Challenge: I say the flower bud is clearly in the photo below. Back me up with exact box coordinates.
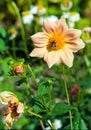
[13,64,24,75]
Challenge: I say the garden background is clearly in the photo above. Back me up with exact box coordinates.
[0,0,91,130]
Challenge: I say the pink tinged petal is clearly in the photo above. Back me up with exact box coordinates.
[59,49,74,67]
[44,51,60,68]
[31,32,49,47]
[17,103,24,113]
[66,39,85,52]
[42,19,57,33]
[56,18,68,33]
[63,29,82,42]
[30,47,47,58]
[4,113,13,129]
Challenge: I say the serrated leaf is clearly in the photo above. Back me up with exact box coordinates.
[38,79,53,97]
[73,112,88,130]
[0,38,7,51]
[31,98,45,113]
[33,104,45,113]
[49,103,76,116]
[0,26,6,38]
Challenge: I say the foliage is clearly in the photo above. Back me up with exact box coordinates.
[0,0,91,129]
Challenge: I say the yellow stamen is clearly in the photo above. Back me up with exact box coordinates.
[22,11,31,16]
[8,29,17,35]
[70,12,77,16]
[37,2,44,10]
[63,0,70,5]
[47,32,65,51]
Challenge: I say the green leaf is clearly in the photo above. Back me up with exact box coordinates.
[31,97,45,113]
[15,78,27,86]
[73,112,88,130]
[0,26,6,38]
[0,38,7,52]
[38,79,53,97]
[49,102,76,116]
[14,115,29,128]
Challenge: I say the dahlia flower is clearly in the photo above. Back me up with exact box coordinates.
[30,18,85,68]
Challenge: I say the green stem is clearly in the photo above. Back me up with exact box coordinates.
[29,111,45,130]
[28,110,43,119]
[62,66,73,130]
[41,97,56,130]
[28,64,39,87]
[11,1,29,58]
[22,72,32,97]
[41,96,48,112]
[40,120,45,130]
[12,39,16,59]
[51,121,56,130]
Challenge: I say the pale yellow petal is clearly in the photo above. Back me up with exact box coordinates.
[4,114,13,129]
[31,32,49,47]
[30,47,47,58]
[59,49,74,67]
[0,91,17,105]
[42,19,57,33]
[44,51,60,68]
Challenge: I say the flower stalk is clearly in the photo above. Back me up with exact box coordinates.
[62,66,73,130]
[28,64,39,87]
[10,1,29,59]
[27,110,43,119]
[12,39,16,59]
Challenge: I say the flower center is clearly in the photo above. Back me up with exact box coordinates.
[70,12,77,16]
[22,11,31,16]
[8,29,17,35]
[47,32,65,51]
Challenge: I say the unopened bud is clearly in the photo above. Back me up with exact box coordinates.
[13,64,24,75]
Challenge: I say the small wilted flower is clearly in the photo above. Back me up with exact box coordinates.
[69,12,80,22]
[0,91,24,129]
[37,3,46,16]
[40,15,58,25]
[30,5,38,15]
[62,11,80,27]
[8,28,17,40]
[22,10,34,24]
[13,64,24,75]
[69,12,80,28]
[30,18,85,68]
[82,27,91,43]
[61,0,73,11]
[46,15,58,22]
